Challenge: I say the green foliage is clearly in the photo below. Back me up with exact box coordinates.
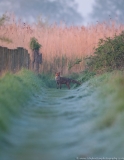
[38,73,56,88]
[29,37,41,50]
[0,14,12,43]
[0,69,42,133]
[0,14,9,26]
[93,71,124,129]
[79,70,96,82]
[68,58,82,70]
[86,31,124,73]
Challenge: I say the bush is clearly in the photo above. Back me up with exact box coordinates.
[29,37,41,50]
[86,31,124,73]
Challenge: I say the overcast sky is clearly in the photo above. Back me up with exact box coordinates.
[76,0,95,25]
[0,0,95,25]
[0,0,123,26]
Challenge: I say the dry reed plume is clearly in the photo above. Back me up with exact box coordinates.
[0,15,124,74]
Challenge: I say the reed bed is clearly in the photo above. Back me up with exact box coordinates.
[0,16,124,74]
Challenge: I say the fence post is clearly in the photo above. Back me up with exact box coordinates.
[31,50,42,74]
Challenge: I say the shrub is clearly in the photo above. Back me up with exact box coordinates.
[29,37,41,50]
[68,58,82,70]
[86,31,124,73]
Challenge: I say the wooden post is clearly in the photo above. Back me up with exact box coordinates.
[31,50,42,74]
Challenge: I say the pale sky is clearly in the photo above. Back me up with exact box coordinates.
[76,0,94,16]
[0,0,123,25]
[76,0,95,25]
[0,0,96,25]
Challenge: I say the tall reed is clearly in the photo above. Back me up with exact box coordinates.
[0,15,124,74]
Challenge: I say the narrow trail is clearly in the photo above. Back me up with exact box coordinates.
[0,84,123,160]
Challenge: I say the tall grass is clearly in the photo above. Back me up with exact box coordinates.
[88,71,124,129]
[0,14,124,74]
[0,69,42,133]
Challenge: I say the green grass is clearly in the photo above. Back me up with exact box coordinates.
[1,68,124,134]
[38,73,56,88]
[87,71,124,129]
[0,69,42,132]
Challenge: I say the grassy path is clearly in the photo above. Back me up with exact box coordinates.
[0,71,124,160]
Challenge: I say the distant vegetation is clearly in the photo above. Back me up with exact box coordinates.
[0,12,124,77]
[85,31,124,74]
[0,13,124,74]
[0,14,9,26]
[0,14,12,43]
